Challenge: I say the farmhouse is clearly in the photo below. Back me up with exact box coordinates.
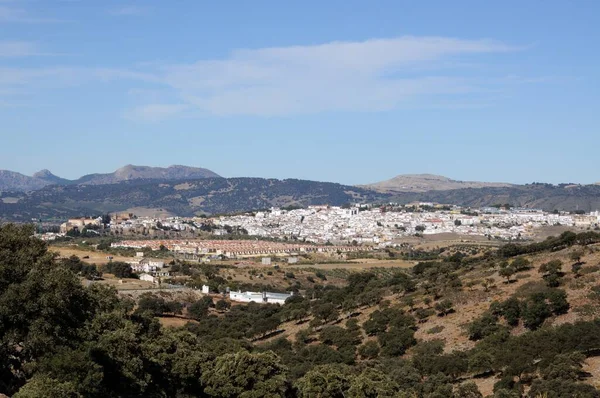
[229,290,293,305]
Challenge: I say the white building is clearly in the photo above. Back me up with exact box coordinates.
[139,273,159,284]
[229,290,293,305]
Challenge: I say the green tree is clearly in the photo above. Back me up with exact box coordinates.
[540,352,586,381]
[188,297,214,320]
[295,364,351,398]
[357,341,380,360]
[499,266,515,283]
[570,249,584,264]
[347,368,398,398]
[215,299,231,312]
[434,299,454,316]
[378,328,416,357]
[201,351,288,398]
[13,375,79,398]
[454,381,483,398]
[511,257,531,272]
[539,260,563,276]
[468,351,494,376]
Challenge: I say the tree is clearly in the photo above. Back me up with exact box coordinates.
[539,260,564,287]
[539,260,563,276]
[201,351,288,398]
[13,376,79,398]
[188,297,214,320]
[547,289,570,315]
[312,303,339,324]
[358,341,380,360]
[0,226,98,394]
[215,299,231,312]
[540,352,586,381]
[103,261,134,278]
[522,295,552,330]
[468,312,501,341]
[295,364,351,398]
[454,381,483,398]
[378,327,416,357]
[570,249,584,264]
[481,278,495,292]
[499,266,515,283]
[434,299,454,316]
[137,294,169,316]
[347,368,398,398]
[572,262,583,278]
[468,351,494,376]
[511,257,531,272]
[319,326,360,349]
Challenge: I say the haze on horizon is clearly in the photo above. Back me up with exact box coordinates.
[0,0,598,186]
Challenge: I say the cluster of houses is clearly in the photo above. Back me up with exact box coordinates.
[211,205,600,245]
[126,252,169,284]
[112,239,359,258]
[39,204,600,249]
[59,217,103,234]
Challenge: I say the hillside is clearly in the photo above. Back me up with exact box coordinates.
[4,224,600,397]
[0,170,50,192]
[389,183,600,212]
[3,177,600,222]
[0,177,388,221]
[32,169,74,186]
[365,173,514,193]
[73,164,221,185]
[0,164,220,192]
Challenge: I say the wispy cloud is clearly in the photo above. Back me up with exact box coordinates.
[0,36,534,120]
[0,67,157,87]
[109,6,150,16]
[125,103,189,122]
[0,6,63,23]
[139,36,518,118]
[0,41,39,57]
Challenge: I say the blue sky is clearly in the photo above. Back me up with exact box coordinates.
[0,0,598,185]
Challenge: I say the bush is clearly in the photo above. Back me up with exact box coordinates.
[357,341,380,359]
[188,296,214,320]
[215,299,231,312]
[427,326,444,334]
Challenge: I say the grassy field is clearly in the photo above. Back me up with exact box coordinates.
[52,246,170,265]
[292,259,416,270]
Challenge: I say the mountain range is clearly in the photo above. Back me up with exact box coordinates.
[0,165,220,191]
[0,165,599,221]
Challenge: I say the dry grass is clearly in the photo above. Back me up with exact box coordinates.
[158,316,196,328]
[52,247,134,265]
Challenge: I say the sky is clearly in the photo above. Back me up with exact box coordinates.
[0,0,599,185]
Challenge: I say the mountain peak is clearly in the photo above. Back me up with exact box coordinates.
[33,169,56,179]
[363,174,513,193]
[77,164,221,185]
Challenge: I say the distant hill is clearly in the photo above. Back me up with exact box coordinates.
[388,183,600,212]
[73,165,221,185]
[0,170,49,192]
[0,165,221,192]
[364,174,513,193]
[2,168,600,221]
[32,169,72,186]
[0,177,387,221]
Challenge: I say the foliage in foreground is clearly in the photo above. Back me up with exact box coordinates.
[1,224,600,397]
